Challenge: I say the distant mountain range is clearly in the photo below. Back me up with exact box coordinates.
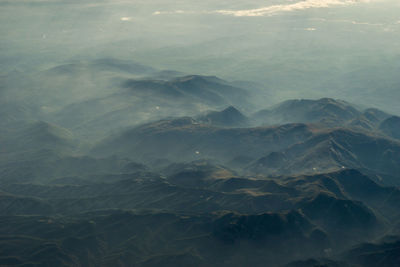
[1,59,400,266]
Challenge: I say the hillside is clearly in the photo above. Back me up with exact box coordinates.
[1,61,400,267]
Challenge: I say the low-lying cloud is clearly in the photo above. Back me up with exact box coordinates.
[216,0,374,17]
[152,0,376,18]
[120,17,133,21]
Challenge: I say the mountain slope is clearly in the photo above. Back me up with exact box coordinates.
[53,74,252,139]
[197,106,250,127]
[91,118,314,164]
[0,121,76,159]
[253,98,362,126]
[380,116,400,140]
[249,128,400,185]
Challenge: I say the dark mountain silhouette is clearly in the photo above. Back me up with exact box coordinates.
[363,108,391,125]
[380,116,400,139]
[300,193,380,244]
[0,210,331,267]
[249,128,400,185]
[123,75,250,108]
[1,167,399,266]
[197,106,250,127]
[342,238,400,267]
[0,192,54,215]
[253,98,362,126]
[285,259,351,267]
[147,70,186,80]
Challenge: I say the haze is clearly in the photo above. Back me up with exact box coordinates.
[2,0,400,112]
[1,1,400,267]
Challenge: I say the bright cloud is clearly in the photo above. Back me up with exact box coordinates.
[153,10,195,15]
[120,17,133,21]
[215,0,373,17]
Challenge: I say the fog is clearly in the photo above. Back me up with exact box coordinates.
[1,2,400,266]
[2,0,400,114]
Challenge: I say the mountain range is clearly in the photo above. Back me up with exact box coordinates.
[1,59,400,266]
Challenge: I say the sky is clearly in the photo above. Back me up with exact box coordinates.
[1,0,400,113]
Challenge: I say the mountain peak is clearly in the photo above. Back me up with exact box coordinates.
[254,97,361,126]
[199,106,249,127]
[221,105,240,114]
[174,75,224,84]
[379,116,400,139]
